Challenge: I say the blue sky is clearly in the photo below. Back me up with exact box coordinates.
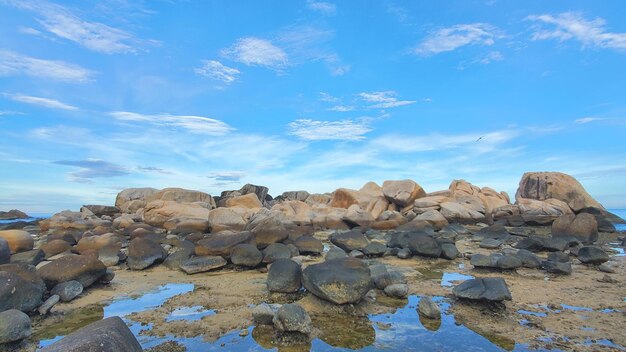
[1,0,625,213]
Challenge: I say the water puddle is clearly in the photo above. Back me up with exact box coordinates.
[518,310,547,317]
[582,338,626,351]
[165,306,216,322]
[608,243,625,257]
[560,304,592,312]
[441,272,474,287]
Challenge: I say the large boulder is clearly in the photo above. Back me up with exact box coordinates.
[147,187,215,205]
[516,198,573,225]
[40,316,142,352]
[330,230,369,252]
[208,208,247,233]
[516,172,603,212]
[452,278,512,301]
[225,193,263,209]
[408,235,442,258]
[577,246,609,264]
[115,187,159,213]
[0,309,31,344]
[0,230,33,254]
[195,231,254,257]
[0,271,44,312]
[0,238,9,264]
[293,236,323,255]
[246,214,288,248]
[415,210,449,229]
[127,238,167,270]
[439,202,485,223]
[271,201,314,225]
[302,258,372,304]
[230,244,263,267]
[267,259,302,293]
[143,200,211,228]
[81,205,120,217]
[382,179,426,207]
[219,184,269,207]
[36,255,107,289]
[163,217,210,234]
[552,213,598,243]
[0,209,29,221]
[40,240,73,259]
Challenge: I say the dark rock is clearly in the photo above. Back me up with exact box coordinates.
[262,243,292,264]
[470,254,499,268]
[272,304,312,335]
[294,236,323,255]
[552,213,598,244]
[515,237,544,252]
[452,277,512,301]
[231,244,263,267]
[330,230,369,252]
[387,230,433,249]
[542,237,568,252]
[51,280,83,302]
[418,296,440,319]
[99,269,115,284]
[475,224,510,241]
[384,284,408,298]
[286,244,300,257]
[81,205,120,217]
[0,210,29,221]
[577,246,609,264]
[362,242,387,257]
[496,255,523,270]
[349,250,365,258]
[267,259,302,293]
[40,316,142,352]
[0,309,31,344]
[247,216,288,249]
[38,295,60,315]
[373,271,406,290]
[195,232,254,257]
[0,263,46,292]
[180,256,227,274]
[543,260,572,274]
[396,248,411,259]
[0,271,43,312]
[40,240,72,259]
[127,237,167,270]
[515,249,542,268]
[479,238,502,249]
[408,235,441,258]
[36,255,106,289]
[0,238,9,264]
[10,249,44,266]
[302,258,372,304]
[163,248,193,270]
[252,303,280,325]
[440,243,459,260]
[547,252,570,263]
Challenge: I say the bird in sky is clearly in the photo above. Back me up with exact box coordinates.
[476,135,485,142]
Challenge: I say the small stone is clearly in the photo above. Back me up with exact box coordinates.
[51,280,83,302]
[440,243,459,260]
[252,303,280,325]
[547,252,570,263]
[384,284,408,298]
[418,296,440,319]
[99,269,115,284]
[239,329,249,337]
[598,263,616,273]
[597,274,618,283]
[543,260,572,275]
[374,271,406,290]
[272,304,312,335]
[349,250,365,258]
[396,248,411,259]
[38,295,60,315]
[180,256,227,274]
[0,309,32,344]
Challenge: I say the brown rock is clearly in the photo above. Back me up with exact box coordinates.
[0,230,34,254]
[195,232,254,257]
[382,180,426,207]
[225,193,263,209]
[552,213,598,243]
[40,240,72,259]
[36,255,106,289]
[515,172,603,212]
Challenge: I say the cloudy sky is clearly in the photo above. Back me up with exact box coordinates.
[1,0,625,213]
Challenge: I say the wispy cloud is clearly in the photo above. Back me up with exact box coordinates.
[109,111,234,135]
[194,60,241,84]
[221,37,288,70]
[358,91,416,109]
[0,111,25,116]
[371,130,520,153]
[137,166,173,174]
[328,105,356,112]
[5,0,158,54]
[306,1,336,15]
[207,171,245,182]
[0,50,95,83]
[3,93,78,110]
[319,92,339,103]
[527,12,626,51]
[288,119,372,141]
[53,159,130,183]
[575,116,606,124]
[415,23,499,55]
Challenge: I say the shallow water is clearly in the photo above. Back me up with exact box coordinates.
[33,283,563,351]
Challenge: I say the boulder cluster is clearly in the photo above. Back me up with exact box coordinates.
[0,171,621,347]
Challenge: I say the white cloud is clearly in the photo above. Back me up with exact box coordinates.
[0,50,95,83]
[109,111,234,135]
[358,91,416,109]
[330,64,350,76]
[19,26,42,35]
[307,1,336,15]
[53,159,130,183]
[479,51,504,64]
[288,119,372,141]
[5,0,158,54]
[194,60,241,84]
[527,12,626,51]
[4,93,78,110]
[415,23,498,55]
[319,92,339,103]
[328,105,355,112]
[575,117,605,124]
[221,37,288,69]
[0,111,24,116]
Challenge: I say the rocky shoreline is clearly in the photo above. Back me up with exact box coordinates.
[0,171,624,351]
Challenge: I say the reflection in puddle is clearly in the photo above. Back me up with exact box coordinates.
[560,304,592,312]
[518,310,547,317]
[166,306,216,322]
[441,272,474,287]
[608,244,625,257]
[583,338,626,351]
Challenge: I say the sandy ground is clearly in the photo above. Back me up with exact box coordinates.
[8,230,626,352]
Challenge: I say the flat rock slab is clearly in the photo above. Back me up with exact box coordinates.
[180,256,227,274]
[452,277,512,302]
[302,257,372,305]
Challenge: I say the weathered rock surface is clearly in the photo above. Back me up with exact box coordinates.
[0,271,44,312]
[302,258,372,304]
[293,236,323,255]
[81,205,119,217]
[51,280,83,302]
[382,179,426,207]
[195,232,254,257]
[516,172,603,212]
[577,246,609,264]
[230,244,263,267]
[0,238,9,264]
[267,259,302,293]
[0,210,29,220]
[40,316,142,352]
[127,237,167,270]
[36,255,106,289]
[143,200,211,228]
[452,278,512,301]
[408,235,441,258]
[10,249,44,266]
[330,230,369,252]
[552,213,598,243]
[225,193,263,209]
[272,304,312,335]
[0,230,33,254]
[0,309,31,344]
[180,256,227,274]
[418,296,441,319]
[262,243,292,264]
[208,208,247,233]
[40,240,72,259]
[252,303,280,325]
[246,215,288,248]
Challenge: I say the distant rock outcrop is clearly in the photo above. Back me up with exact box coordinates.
[0,209,29,221]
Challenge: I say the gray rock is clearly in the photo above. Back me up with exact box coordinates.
[302,258,372,304]
[99,269,115,284]
[396,248,411,259]
[51,280,83,302]
[418,296,441,319]
[374,271,406,290]
[369,264,388,279]
[598,263,616,273]
[408,235,441,258]
[515,249,542,268]
[40,316,142,352]
[479,238,502,249]
[475,224,510,241]
[363,242,387,257]
[384,284,408,298]
[577,246,609,264]
[252,303,280,325]
[262,243,292,264]
[470,254,499,268]
[0,309,31,344]
[163,248,193,270]
[0,238,9,264]
[440,243,459,260]
[542,237,568,252]
[495,255,523,270]
[230,244,263,267]
[267,259,302,293]
[38,295,60,315]
[272,304,312,335]
[325,246,348,261]
[452,277,512,301]
[349,250,365,258]
[180,256,227,274]
[543,260,572,274]
[330,230,369,252]
[10,249,45,266]
[0,271,44,312]
[127,237,167,270]
[286,244,300,257]
[514,237,544,252]
[547,252,570,263]
[293,236,323,255]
